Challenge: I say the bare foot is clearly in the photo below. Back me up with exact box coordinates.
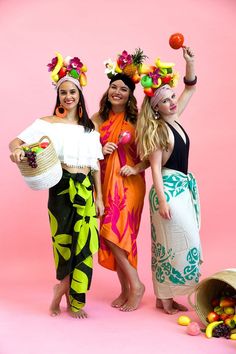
[49,284,63,317]
[156,298,188,312]
[120,283,145,312]
[68,308,88,319]
[111,291,129,308]
[156,298,179,315]
[173,301,188,311]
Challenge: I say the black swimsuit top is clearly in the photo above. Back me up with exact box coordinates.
[163,121,190,175]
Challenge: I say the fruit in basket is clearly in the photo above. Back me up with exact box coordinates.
[230,333,236,340]
[224,306,235,315]
[220,297,236,307]
[213,306,224,315]
[212,323,231,338]
[25,151,37,168]
[220,313,230,321]
[211,298,220,307]
[186,322,201,336]
[207,311,220,323]
[177,315,191,326]
[39,142,49,149]
[225,317,236,329]
[205,320,223,338]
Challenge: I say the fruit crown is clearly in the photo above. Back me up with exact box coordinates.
[140,58,179,97]
[103,48,147,85]
[47,52,87,88]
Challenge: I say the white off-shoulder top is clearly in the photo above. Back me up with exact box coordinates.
[17,119,103,170]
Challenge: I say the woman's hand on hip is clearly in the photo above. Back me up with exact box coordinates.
[102,142,118,155]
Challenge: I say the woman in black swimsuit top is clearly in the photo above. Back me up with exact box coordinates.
[137,46,202,316]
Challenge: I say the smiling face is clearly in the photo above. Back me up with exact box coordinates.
[108,79,130,109]
[58,81,80,111]
[155,89,178,116]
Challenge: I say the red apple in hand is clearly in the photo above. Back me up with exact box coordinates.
[207,311,220,323]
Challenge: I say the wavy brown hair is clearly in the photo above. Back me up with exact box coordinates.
[136,96,169,160]
[98,88,138,125]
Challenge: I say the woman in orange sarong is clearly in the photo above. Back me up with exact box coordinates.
[92,73,148,311]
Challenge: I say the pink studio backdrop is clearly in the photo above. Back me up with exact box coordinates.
[0,0,236,309]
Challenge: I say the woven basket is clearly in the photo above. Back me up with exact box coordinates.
[17,136,62,190]
[188,269,236,326]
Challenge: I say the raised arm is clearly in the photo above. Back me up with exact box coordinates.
[177,47,197,116]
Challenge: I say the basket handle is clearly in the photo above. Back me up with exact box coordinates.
[38,136,52,144]
[187,287,197,309]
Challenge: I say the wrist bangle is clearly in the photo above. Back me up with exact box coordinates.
[183,75,197,86]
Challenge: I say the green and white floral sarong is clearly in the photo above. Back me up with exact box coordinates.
[48,169,99,312]
[149,168,202,299]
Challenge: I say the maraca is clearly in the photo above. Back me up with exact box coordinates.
[169,33,185,49]
[118,131,131,145]
[118,131,131,167]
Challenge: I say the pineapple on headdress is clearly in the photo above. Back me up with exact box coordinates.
[104,48,148,84]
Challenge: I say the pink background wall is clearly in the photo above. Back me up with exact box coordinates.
[1,0,236,290]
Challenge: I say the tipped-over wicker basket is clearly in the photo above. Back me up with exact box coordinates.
[17,136,62,190]
[188,269,236,326]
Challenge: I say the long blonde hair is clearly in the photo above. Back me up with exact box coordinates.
[136,96,169,160]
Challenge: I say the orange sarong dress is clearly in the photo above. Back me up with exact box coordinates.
[99,111,146,271]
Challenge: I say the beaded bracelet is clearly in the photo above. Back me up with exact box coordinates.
[183,75,197,86]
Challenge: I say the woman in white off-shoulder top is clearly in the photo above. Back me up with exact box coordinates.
[9,53,104,319]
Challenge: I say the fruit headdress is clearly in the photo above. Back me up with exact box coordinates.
[140,58,179,97]
[47,52,87,89]
[104,48,148,88]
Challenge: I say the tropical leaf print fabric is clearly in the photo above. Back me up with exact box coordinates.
[48,170,99,311]
[99,111,146,270]
[150,168,202,299]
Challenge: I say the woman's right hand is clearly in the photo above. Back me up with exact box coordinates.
[102,142,118,155]
[10,148,25,163]
[159,201,171,220]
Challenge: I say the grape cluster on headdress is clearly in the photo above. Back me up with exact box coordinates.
[47,52,87,88]
[104,48,148,85]
[140,58,179,97]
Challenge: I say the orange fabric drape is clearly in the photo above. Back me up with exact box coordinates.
[99,111,146,270]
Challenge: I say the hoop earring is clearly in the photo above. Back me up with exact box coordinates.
[55,105,67,118]
[79,102,83,119]
[154,110,160,120]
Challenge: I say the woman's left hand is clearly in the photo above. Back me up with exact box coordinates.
[183,46,194,62]
[120,165,137,176]
[95,197,104,217]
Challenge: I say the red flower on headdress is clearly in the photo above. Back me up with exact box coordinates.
[47,57,58,72]
[149,68,161,85]
[117,50,132,69]
[67,57,83,73]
